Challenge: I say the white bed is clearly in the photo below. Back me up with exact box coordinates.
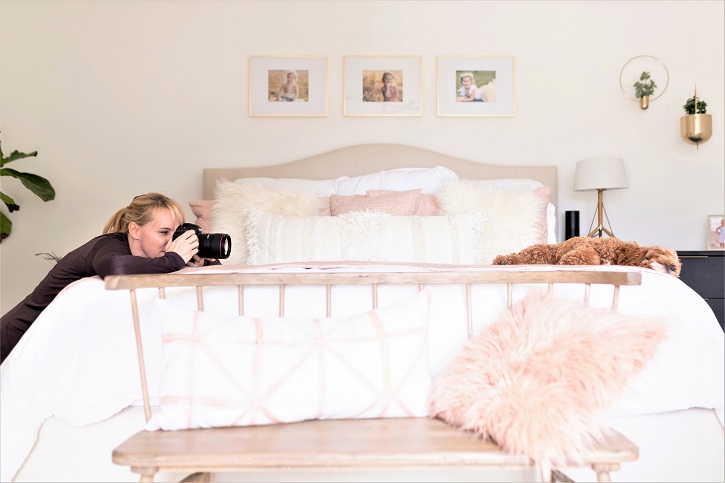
[2,144,723,482]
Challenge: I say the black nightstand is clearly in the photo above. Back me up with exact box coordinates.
[678,250,724,330]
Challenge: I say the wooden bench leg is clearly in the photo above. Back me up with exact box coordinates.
[181,472,212,483]
[592,462,620,483]
[131,466,158,482]
[550,469,574,482]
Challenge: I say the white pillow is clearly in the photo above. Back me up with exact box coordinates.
[245,210,486,265]
[234,177,339,197]
[148,290,433,431]
[212,180,322,265]
[437,179,549,264]
[333,166,459,195]
[459,178,556,243]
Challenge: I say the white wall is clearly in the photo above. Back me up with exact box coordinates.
[1,0,723,312]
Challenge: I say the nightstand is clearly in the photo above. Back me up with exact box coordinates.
[678,250,724,330]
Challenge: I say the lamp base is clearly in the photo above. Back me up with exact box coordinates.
[586,224,615,238]
[587,189,618,238]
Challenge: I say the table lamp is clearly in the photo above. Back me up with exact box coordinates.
[573,158,628,238]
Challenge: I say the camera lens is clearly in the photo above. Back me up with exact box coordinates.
[198,233,232,260]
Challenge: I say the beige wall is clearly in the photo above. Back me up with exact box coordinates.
[1,0,723,312]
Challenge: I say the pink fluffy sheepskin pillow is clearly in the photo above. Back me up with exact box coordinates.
[428,291,667,467]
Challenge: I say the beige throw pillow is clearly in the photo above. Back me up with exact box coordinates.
[211,179,321,265]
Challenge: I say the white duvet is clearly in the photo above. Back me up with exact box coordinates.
[1,264,723,482]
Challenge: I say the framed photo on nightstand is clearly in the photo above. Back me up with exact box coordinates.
[707,214,725,250]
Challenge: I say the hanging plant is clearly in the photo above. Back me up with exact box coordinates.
[0,136,56,241]
[633,71,657,98]
[683,97,707,115]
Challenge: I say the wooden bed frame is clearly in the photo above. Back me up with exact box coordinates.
[202,143,559,212]
[106,269,641,483]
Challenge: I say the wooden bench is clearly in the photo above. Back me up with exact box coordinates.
[105,269,641,483]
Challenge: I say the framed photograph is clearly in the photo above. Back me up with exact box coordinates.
[437,56,514,117]
[707,214,725,250]
[344,56,422,117]
[249,56,327,117]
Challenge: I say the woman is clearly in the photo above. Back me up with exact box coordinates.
[0,192,205,363]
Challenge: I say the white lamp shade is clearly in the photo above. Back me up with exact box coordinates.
[574,157,629,191]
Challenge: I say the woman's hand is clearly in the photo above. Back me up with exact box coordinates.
[166,229,198,264]
[186,255,219,268]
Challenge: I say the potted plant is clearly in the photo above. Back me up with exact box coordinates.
[680,87,712,149]
[633,71,657,110]
[0,137,56,241]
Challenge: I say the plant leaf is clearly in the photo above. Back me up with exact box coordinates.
[0,149,38,168]
[0,211,11,241]
[0,168,56,201]
[0,191,20,212]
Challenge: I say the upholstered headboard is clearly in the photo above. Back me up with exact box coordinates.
[203,144,558,211]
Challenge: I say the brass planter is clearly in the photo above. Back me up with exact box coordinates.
[639,96,650,110]
[680,114,713,147]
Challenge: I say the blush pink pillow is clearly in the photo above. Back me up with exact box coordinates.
[189,199,215,233]
[330,189,421,216]
[367,190,440,216]
[428,291,667,467]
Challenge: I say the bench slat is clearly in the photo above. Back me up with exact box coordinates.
[113,418,637,471]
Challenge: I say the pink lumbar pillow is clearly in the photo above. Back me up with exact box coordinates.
[329,189,421,216]
[367,190,440,216]
[428,291,667,467]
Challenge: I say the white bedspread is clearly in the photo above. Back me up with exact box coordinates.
[1,264,723,482]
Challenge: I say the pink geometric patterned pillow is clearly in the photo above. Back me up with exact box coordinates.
[428,291,667,467]
[149,290,432,431]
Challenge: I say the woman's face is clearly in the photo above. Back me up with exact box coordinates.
[128,208,179,258]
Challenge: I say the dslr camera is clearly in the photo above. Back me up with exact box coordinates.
[172,223,232,260]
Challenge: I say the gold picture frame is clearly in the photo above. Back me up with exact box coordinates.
[437,56,515,117]
[343,56,422,117]
[249,56,328,117]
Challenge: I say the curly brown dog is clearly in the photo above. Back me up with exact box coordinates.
[492,237,681,277]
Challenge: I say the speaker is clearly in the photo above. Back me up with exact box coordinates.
[565,211,580,240]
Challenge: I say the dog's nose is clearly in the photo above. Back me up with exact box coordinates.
[668,264,677,273]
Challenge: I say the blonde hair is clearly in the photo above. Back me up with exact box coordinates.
[459,72,474,83]
[103,193,185,234]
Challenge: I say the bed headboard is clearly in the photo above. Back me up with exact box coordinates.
[203,144,558,211]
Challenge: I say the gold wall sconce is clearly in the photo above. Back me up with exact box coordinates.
[680,85,712,149]
[619,55,669,110]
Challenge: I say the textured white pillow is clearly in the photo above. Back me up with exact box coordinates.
[457,178,556,243]
[212,180,322,265]
[333,166,459,195]
[437,179,549,264]
[148,290,432,431]
[245,210,485,265]
[234,177,339,197]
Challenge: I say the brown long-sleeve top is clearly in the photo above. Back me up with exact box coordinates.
[1,232,186,362]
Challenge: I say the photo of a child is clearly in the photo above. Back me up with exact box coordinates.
[362,70,403,102]
[708,215,725,250]
[268,69,309,102]
[455,70,497,103]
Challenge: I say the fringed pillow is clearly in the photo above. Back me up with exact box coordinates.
[211,180,324,265]
[428,291,667,468]
[437,179,550,263]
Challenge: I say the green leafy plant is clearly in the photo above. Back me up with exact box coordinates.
[35,252,63,262]
[1,136,56,241]
[633,71,657,98]
[683,97,707,115]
